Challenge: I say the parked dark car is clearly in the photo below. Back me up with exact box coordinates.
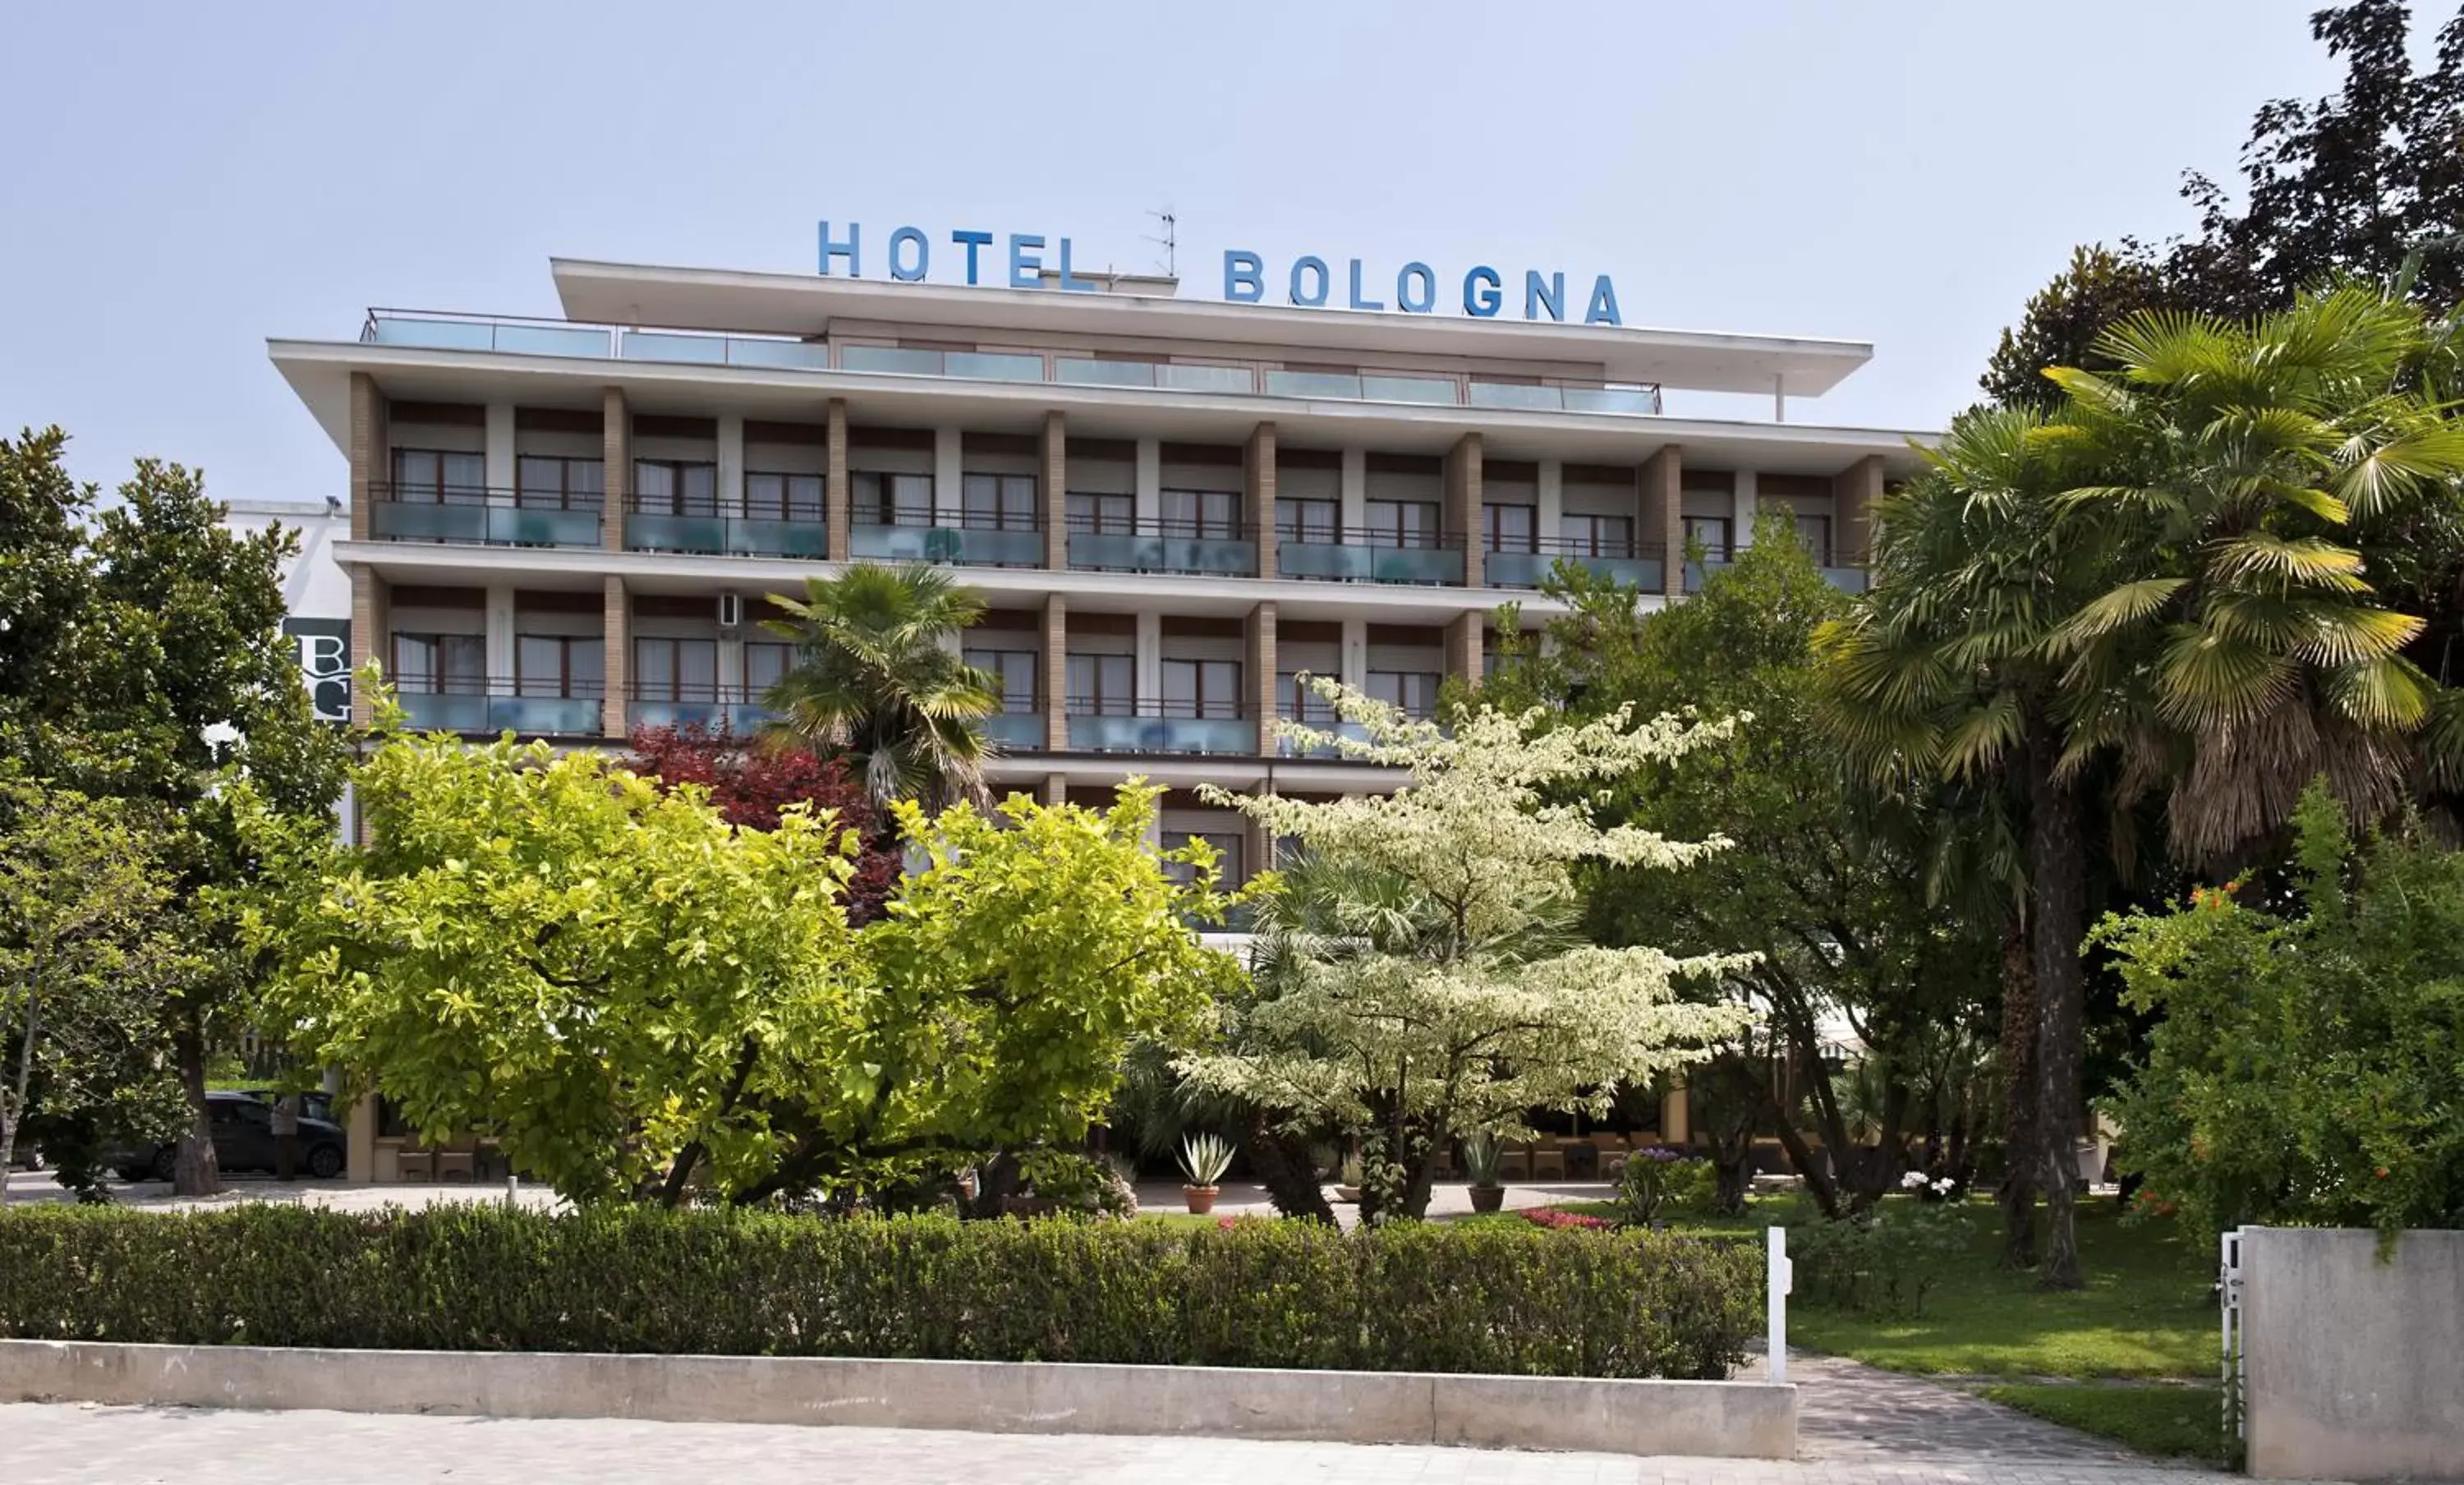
[233,1087,338,1125]
[109,1091,347,1181]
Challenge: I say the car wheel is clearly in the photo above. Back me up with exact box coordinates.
[149,1147,177,1182]
[306,1142,344,1179]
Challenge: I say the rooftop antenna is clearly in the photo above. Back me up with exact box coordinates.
[1142,207,1178,279]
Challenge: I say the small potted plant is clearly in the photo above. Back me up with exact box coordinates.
[1179,1133,1234,1214]
[1463,1133,1506,1213]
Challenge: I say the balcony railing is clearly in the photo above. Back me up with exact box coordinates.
[850,505,1043,568]
[627,683,777,735]
[1681,547,1870,595]
[1277,529,1469,586]
[1065,699,1258,756]
[623,499,829,559]
[982,710,1047,751]
[360,312,1666,420]
[398,680,605,738]
[369,483,602,549]
[1276,709,1373,758]
[1065,516,1259,577]
[1487,538,1668,591]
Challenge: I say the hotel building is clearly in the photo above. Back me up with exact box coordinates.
[270,255,1925,905]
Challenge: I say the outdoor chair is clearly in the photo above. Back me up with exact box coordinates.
[1531,1144,1567,1180]
[1498,1145,1533,1181]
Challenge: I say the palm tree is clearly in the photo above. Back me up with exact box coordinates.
[760,563,1000,812]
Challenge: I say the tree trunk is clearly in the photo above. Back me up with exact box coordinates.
[171,1007,219,1198]
[1997,920,2040,1269]
[0,981,37,1206]
[1245,1111,1335,1225]
[2028,758,2088,1290]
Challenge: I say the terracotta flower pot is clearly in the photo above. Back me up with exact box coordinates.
[1184,1184,1219,1215]
[1469,1184,1506,1213]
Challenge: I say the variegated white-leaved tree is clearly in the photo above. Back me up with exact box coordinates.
[1180,679,1756,1222]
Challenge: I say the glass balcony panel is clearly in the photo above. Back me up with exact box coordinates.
[629,699,776,734]
[491,324,614,358]
[398,692,490,732]
[1277,539,1377,582]
[1683,557,1734,594]
[724,338,832,370]
[944,351,1045,381]
[1067,714,1257,755]
[1821,566,1869,595]
[1485,549,1547,588]
[372,501,490,543]
[850,523,1042,568]
[487,508,601,547]
[982,712,1046,749]
[1277,718,1372,758]
[490,696,603,736]
[1157,363,1255,394]
[1266,370,1363,399]
[1055,358,1158,388]
[840,345,944,375]
[625,513,729,554]
[728,517,830,559]
[621,331,729,365]
[1563,385,1659,414]
[367,316,494,351]
[1468,381,1565,411]
[1360,374,1458,405]
[1068,531,1259,577]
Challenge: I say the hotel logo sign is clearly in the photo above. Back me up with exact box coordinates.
[285,616,352,724]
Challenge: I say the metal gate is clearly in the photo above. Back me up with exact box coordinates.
[2218,1228,2244,1441]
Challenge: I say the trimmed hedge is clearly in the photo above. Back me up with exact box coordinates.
[0,1205,1758,1379]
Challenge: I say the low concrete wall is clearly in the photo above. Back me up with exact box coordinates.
[0,1339,1795,1459]
[2242,1226,2464,1481]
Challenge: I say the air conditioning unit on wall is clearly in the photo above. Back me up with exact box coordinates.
[717,591,744,630]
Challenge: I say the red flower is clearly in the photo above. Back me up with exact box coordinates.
[1519,1207,1610,1230]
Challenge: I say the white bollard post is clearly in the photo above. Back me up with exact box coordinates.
[505,1173,520,1207]
[1767,1225,1792,1383]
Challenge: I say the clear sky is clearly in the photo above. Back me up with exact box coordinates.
[0,1,2370,501]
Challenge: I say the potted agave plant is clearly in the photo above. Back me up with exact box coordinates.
[1463,1133,1507,1213]
[1179,1133,1235,1214]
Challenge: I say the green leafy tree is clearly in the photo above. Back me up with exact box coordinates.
[2100,781,2464,1243]
[1182,686,1754,1224]
[1982,246,2173,411]
[761,563,1000,811]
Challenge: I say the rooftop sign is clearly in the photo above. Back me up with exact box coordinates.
[816,221,1622,326]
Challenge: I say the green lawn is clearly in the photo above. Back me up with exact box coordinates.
[1984,1382,2236,1467]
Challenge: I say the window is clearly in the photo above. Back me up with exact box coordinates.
[1795,514,1832,566]
[1162,488,1240,538]
[1561,513,1634,558]
[1685,516,1734,560]
[853,471,931,525]
[963,648,1038,713]
[1368,669,1441,720]
[515,635,604,699]
[391,633,485,693]
[635,460,716,517]
[1067,653,1135,715]
[390,448,485,503]
[1483,503,1536,554]
[634,637,718,701]
[516,455,603,510]
[1162,830,1245,890]
[961,472,1038,531]
[744,471,824,523]
[1366,499,1441,548]
[1067,491,1134,533]
[1162,659,1243,719]
[1278,669,1337,723]
[1276,497,1339,544]
[743,641,793,696]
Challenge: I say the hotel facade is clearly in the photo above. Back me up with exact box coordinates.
[272,250,1926,913]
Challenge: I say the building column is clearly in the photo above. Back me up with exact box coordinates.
[1133,437,1162,526]
[484,584,515,683]
[1135,611,1163,710]
[1733,469,1761,552]
[717,411,746,516]
[1244,422,1277,579]
[1042,593,1069,752]
[1245,600,1277,755]
[1641,444,1682,598]
[346,1093,378,1183]
[1340,446,1368,532]
[1445,609,1483,687]
[485,402,516,494]
[1537,458,1564,548]
[825,398,851,559]
[1446,431,1483,588]
[1832,453,1884,568]
[602,388,630,554]
[347,372,385,541]
[1340,618,1368,692]
[1041,410,1067,570]
[349,564,388,726]
[602,575,629,739]
[1041,772,1068,807]
[933,426,964,525]
[1660,1086,1692,1146]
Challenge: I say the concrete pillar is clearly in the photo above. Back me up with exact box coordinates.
[1041,410,1067,570]
[347,372,384,541]
[1733,468,1759,547]
[1244,422,1277,579]
[1133,437,1161,526]
[348,564,388,726]
[346,1092,378,1183]
[601,387,630,553]
[1641,444,1682,597]
[1041,772,1068,806]
[1446,432,1483,588]
[1832,453,1884,568]
[602,575,629,738]
[1042,593,1069,752]
[1244,600,1277,753]
[1340,618,1368,692]
[484,584,516,683]
[1445,609,1483,687]
[1340,446,1368,532]
[1135,611,1162,709]
[1537,458,1564,549]
[485,402,516,494]
[825,398,851,559]
[1661,1086,1692,1146]
[933,426,963,525]
[717,411,745,515]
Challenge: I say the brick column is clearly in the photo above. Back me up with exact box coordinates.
[1641,444,1682,598]
[825,398,851,560]
[1446,431,1483,588]
[602,575,630,739]
[1244,422,1277,579]
[1042,593,1069,752]
[1245,600,1277,756]
[1832,453,1884,568]
[602,387,630,553]
[348,372,384,541]
[1041,772,1068,806]
[349,564,388,726]
[1445,609,1483,687]
[1042,410,1068,571]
